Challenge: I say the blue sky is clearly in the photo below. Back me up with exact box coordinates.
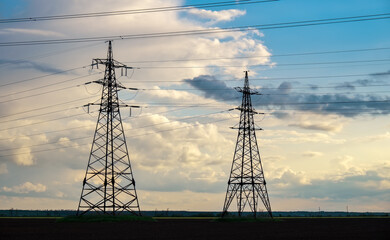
[0,0,389,212]
[0,0,25,18]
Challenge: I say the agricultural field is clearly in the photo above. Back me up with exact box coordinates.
[0,216,389,239]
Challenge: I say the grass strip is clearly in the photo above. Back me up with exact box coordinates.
[214,217,280,222]
[0,217,61,219]
[57,215,154,223]
[153,217,218,220]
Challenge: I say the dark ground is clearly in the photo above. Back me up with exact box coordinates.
[0,217,389,240]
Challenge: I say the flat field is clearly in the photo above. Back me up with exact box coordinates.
[0,217,388,239]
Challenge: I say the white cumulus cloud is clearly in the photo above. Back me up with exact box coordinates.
[13,148,35,166]
[187,8,246,24]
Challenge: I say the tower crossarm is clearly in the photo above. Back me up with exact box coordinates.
[84,103,140,108]
[234,87,262,95]
[235,107,264,115]
[85,79,127,89]
[230,126,263,130]
[92,58,133,70]
[92,57,135,79]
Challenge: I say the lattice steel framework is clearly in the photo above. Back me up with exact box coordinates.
[222,71,272,218]
[77,41,141,216]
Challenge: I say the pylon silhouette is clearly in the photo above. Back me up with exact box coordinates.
[77,41,141,216]
[222,71,272,218]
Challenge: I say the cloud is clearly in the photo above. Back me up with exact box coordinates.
[183,75,236,100]
[5,135,50,166]
[122,112,234,193]
[333,78,384,91]
[261,129,346,144]
[186,76,390,117]
[262,155,286,162]
[376,163,390,178]
[187,8,246,24]
[259,87,390,118]
[270,111,290,119]
[308,84,319,90]
[0,28,65,37]
[2,182,47,194]
[13,148,35,166]
[0,59,63,74]
[331,155,356,172]
[0,163,8,175]
[270,169,390,201]
[334,82,355,91]
[370,69,390,78]
[0,195,76,209]
[302,151,323,158]
[353,132,390,143]
[270,168,311,188]
[289,121,343,132]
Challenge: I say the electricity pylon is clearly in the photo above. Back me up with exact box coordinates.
[77,41,141,216]
[222,71,272,218]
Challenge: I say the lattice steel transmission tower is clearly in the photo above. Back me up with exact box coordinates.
[77,41,141,216]
[222,71,272,218]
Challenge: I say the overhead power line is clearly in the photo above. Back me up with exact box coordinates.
[135,86,390,92]
[0,42,104,69]
[0,107,80,125]
[133,58,390,69]
[265,90,390,95]
[1,100,389,158]
[0,72,100,99]
[264,107,390,112]
[0,59,384,92]
[0,65,90,88]
[0,69,387,122]
[125,47,390,64]
[0,98,238,142]
[0,84,380,126]
[0,0,277,24]
[0,97,388,148]
[0,109,233,152]
[0,96,239,134]
[0,112,89,132]
[0,84,80,104]
[0,116,236,158]
[2,46,388,71]
[0,141,90,158]
[0,136,91,153]
[130,99,390,107]
[266,99,390,106]
[0,13,389,46]
[0,96,96,119]
[0,126,87,142]
[122,72,387,83]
